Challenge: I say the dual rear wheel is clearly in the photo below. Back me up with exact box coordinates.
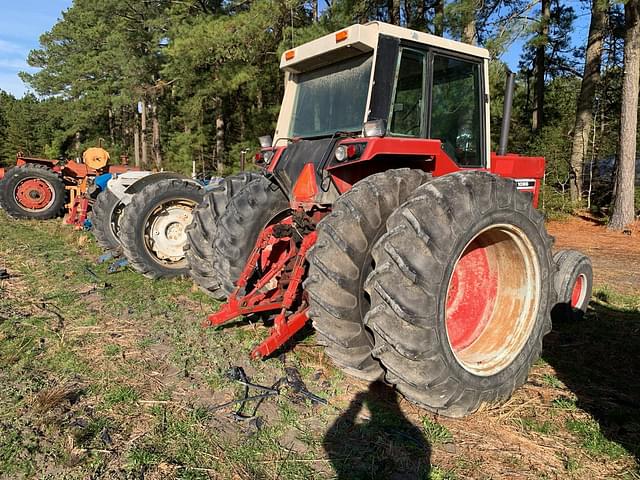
[308,170,556,417]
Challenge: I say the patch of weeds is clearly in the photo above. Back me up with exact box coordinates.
[104,344,122,357]
[422,418,453,445]
[562,454,580,472]
[278,399,300,427]
[429,465,457,480]
[49,347,88,375]
[541,373,563,388]
[104,386,139,406]
[552,396,578,411]
[127,445,160,471]
[593,286,640,312]
[566,417,628,458]
[137,337,156,349]
[514,417,556,435]
[533,357,548,367]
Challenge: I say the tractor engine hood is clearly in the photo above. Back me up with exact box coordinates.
[273,138,343,205]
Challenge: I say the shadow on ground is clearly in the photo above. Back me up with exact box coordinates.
[544,300,640,462]
[323,381,431,480]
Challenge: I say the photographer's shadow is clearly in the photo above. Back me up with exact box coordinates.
[323,381,431,480]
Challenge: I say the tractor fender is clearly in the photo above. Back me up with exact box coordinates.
[107,171,154,201]
[123,171,197,197]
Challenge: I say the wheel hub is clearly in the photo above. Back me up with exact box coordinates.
[445,224,541,376]
[146,201,195,263]
[570,274,587,308]
[14,178,55,211]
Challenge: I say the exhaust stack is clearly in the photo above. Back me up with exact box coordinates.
[498,71,516,156]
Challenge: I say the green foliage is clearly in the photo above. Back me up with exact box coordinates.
[422,417,453,444]
[565,418,628,458]
[0,0,630,218]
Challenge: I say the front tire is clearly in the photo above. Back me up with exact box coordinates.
[119,179,204,279]
[364,171,555,417]
[305,169,430,381]
[552,249,593,321]
[0,165,66,220]
[184,172,261,299]
[212,176,290,297]
[90,189,124,253]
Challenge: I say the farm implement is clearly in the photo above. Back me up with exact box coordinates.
[0,147,132,226]
[186,22,593,417]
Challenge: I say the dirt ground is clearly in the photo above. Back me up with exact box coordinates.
[547,216,640,295]
[1,213,639,479]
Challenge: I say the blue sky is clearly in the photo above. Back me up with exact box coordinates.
[0,1,589,98]
[0,0,72,97]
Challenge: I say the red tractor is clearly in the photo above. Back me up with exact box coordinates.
[186,22,592,416]
[0,147,132,225]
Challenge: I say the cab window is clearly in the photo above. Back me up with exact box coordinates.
[430,55,483,167]
[388,48,426,137]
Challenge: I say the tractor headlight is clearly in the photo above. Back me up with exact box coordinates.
[263,150,274,164]
[335,145,348,162]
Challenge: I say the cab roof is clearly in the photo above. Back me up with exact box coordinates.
[280,22,490,74]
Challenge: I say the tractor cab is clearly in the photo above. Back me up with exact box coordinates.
[264,22,543,206]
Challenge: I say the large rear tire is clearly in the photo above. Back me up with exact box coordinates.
[184,172,261,299]
[364,171,555,417]
[119,179,204,279]
[0,165,66,220]
[212,176,290,297]
[305,169,430,381]
[90,189,124,253]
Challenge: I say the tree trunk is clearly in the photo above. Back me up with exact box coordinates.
[151,101,162,170]
[434,0,444,36]
[462,2,477,45]
[133,114,141,168]
[388,0,401,25]
[568,0,607,203]
[312,0,318,21]
[532,0,550,132]
[108,107,115,145]
[214,98,225,173]
[609,0,639,231]
[140,99,148,168]
[463,19,477,44]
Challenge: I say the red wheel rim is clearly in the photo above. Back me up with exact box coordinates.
[14,178,55,211]
[446,240,498,351]
[445,225,541,376]
[570,274,587,308]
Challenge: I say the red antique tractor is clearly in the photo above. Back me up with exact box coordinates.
[0,147,132,226]
[186,22,592,416]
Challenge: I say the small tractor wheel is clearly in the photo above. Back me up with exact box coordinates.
[552,249,593,321]
[212,176,290,297]
[0,164,66,220]
[90,188,124,253]
[305,169,430,381]
[119,179,204,279]
[364,171,555,417]
[184,172,261,299]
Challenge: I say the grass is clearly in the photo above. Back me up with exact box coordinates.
[0,211,639,479]
[566,418,629,459]
[422,417,454,444]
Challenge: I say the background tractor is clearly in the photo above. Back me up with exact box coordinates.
[0,147,132,225]
[197,22,593,416]
[90,171,207,279]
